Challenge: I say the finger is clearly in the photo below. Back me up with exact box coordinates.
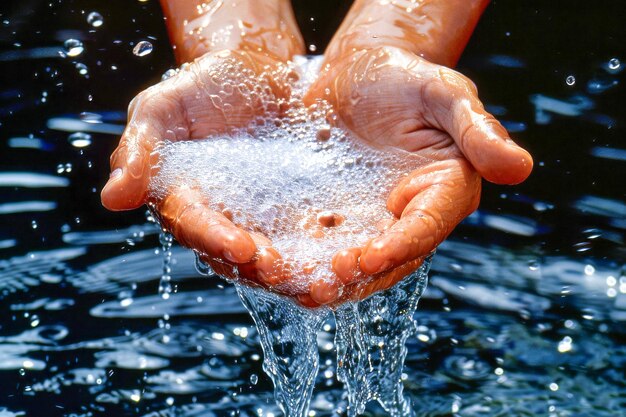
[386,160,455,217]
[253,247,291,286]
[101,88,184,211]
[199,255,239,280]
[157,187,257,264]
[424,68,533,185]
[331,247,364,286]
[345,257,425,302]
[309,278,340,305]
[360,159,481,275]
[296,293,321,308]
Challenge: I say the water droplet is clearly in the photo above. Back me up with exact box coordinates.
[68,132,92,148]
[166,397,174,406]
[19,369,26,376]
[30,315,40,327]
[556,336,572,354]
[133,41,153,57]
[64,39,84,57]
[31,220,38,229]
[161,69,177,81]
[308,44,317,53]
[87,11,103,27]
[565,75,576,86]
[249,373,258,385]
[608,58,620,70]
[75,63,88,76]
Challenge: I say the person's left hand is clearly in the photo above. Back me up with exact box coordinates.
[304,46,533,301]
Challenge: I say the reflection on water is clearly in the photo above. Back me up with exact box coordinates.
[1,0,625,416]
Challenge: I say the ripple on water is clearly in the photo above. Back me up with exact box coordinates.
[90,288,245,318]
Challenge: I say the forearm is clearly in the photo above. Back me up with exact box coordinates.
[325,0,490,67]
[160,0,305,64]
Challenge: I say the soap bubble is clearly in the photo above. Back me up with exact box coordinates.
[565,75,576,86]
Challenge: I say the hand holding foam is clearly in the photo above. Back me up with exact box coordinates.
[305,46,533,299]
[101,49,300,272]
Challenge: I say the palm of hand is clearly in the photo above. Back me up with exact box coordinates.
[102,50,301,278]
[303,47,532,299]
[102,49,289,211]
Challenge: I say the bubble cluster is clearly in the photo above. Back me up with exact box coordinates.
[149,57,426,293]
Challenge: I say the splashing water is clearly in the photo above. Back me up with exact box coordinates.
[133,40,153,57]
[235,282,328,417]
[158,231,174,301]
[63,39,84,57]
[334,259,431,417]
[229,257,431,417]
[87,11,104,28]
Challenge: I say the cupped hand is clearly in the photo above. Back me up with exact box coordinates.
[101,49,297,285]
[304,46,533,301]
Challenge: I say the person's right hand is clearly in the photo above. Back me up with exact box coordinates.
[101,49,298,285]
[303,46,532,304]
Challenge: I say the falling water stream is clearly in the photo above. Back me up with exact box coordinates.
[192,256,432,417]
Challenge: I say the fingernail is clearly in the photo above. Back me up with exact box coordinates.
[109,168,123,180]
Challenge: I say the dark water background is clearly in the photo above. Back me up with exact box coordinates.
[0,1,625,416]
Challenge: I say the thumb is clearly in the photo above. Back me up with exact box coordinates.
[425,69,533,185]
[101,91,167,210]
[101,123,153,211]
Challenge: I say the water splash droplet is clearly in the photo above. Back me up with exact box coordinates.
[87,11,103,28]
[608,58,621,71]
[64,39,84,57]
[133,41,153,57]
[566,75,576,86]
[75,63,88,76]
[68,132,92,148]
[161,69,177,81]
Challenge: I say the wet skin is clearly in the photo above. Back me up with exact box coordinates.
[101,0,532,307]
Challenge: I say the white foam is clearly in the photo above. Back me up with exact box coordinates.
[149,57,427,292]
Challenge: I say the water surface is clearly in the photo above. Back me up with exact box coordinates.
[0,1,624,416]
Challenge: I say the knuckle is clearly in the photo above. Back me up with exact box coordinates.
[438,67,478,94]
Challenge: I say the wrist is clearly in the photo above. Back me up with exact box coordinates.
[160,0,304,64]
[326,0,490,68]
